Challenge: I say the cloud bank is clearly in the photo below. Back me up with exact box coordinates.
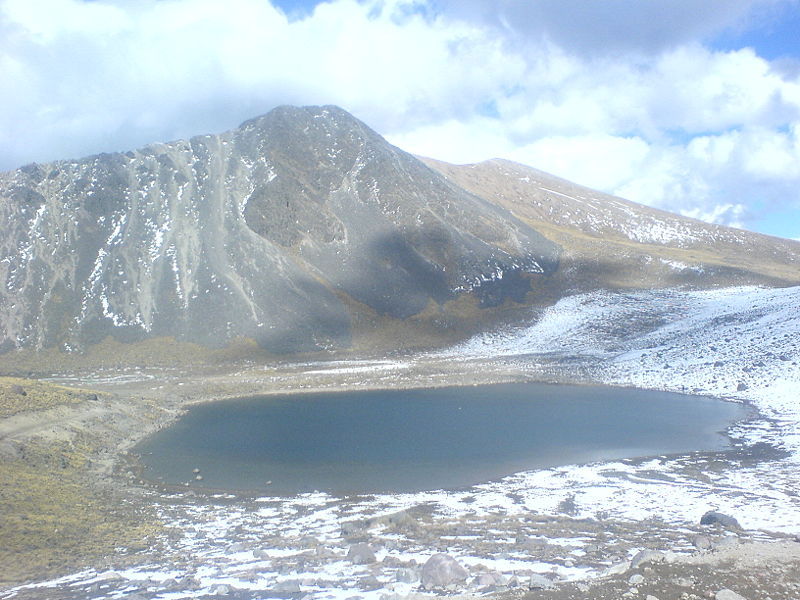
[1,0,799,238]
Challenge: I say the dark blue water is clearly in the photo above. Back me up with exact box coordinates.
[136,383,747,495]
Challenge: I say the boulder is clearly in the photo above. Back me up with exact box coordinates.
[359,575,382,590]
[272,580,301,594]
[474,571,505,587]
[420,554,468,589]
[341,520,365,536]
[369,509,417,531]
[604,561,630,576]
[347,543,377,564]
[209,584,231,595]
[528,573,555,590]
[700,511,742,530]
[631,550,665,569]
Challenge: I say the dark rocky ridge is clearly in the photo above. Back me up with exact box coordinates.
[0,105,559,354]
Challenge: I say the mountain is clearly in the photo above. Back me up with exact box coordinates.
[1,105,798,360]
[0,106,559,356]
[422,157,800,292]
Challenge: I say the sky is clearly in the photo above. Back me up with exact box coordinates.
[2,0,800,240]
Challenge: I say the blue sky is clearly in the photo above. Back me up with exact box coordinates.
[1,0,799,240]
[712,1,800,60]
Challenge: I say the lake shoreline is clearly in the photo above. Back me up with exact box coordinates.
[1,351,795,598]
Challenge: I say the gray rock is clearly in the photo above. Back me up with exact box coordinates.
[369,510,417,531]
[359,575,382,590]
[631,550,666,569]
[382,556,404,567]
[528,574,555,590]
[177,576,203,591]
[95,571,125,582]
[715,590,747,600]
[474,571,505,587]
[604,561,630,575]
[347,543,377,564]
[628,574,645,584]
[272,580,302,594]
[299,535,319,548]
[10,384,26,395]
[210,584,231,595]
[700,511,742,530]
[253,548,270,560]
[691,534,712,550]
[420,554,468,589]
[341,520,365,536]
[160,578,179,590]
[395,568,419,583]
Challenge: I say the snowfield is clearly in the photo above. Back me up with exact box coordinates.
[437,285,800,530]
[5,286,799,600]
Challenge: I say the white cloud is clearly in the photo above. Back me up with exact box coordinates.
[0,0,799,238]
[506,134,650,192]
[386,118,512,164]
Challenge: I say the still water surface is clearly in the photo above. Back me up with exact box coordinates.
[137,383,747,495]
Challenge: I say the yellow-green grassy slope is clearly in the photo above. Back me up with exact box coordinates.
[0,378,159,587]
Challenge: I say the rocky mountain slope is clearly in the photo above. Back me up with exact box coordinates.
[1,105,798,359]
[423,157,800,292]
[0,106,558,355]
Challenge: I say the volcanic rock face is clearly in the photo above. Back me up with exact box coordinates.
[0,106,559,353]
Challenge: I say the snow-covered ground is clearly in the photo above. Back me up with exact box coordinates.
[451,285,799,455]
[439,285,800,529]
[5,286,799,600]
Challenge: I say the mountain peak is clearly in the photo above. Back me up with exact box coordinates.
[239,104,352,129]
[0,105,560,356]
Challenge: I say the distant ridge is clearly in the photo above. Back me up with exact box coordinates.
[422,156,800,292]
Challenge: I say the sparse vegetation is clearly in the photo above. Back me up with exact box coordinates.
[0,376,92,417]
[0,378,160,586]
[0,459,158,586]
